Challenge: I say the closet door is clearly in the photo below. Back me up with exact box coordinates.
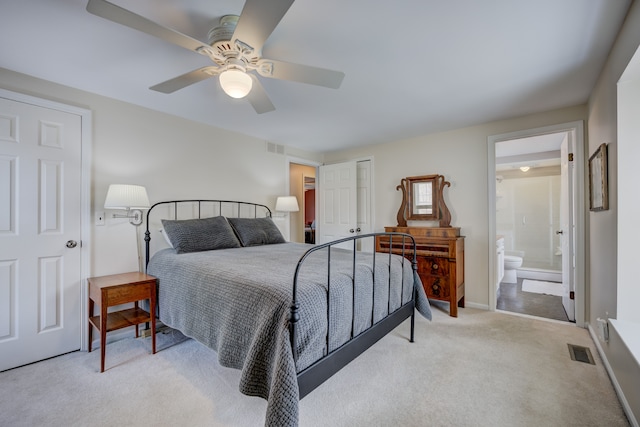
[356,160,373,252]
[317,161,357,247]
[0,95,83,371]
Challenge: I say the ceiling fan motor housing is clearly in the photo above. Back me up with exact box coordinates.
[207,15,259,69]
[207,15,238,46]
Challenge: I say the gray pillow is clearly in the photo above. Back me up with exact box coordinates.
[227,217,286,246]
[161,216,241,254]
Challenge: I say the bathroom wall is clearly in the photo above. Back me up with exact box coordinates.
[496,170,561,271]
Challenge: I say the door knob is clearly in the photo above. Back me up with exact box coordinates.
[66,240,78,248]
[349,229,355,233]
[556,230,563,235]
[356,228,361,233]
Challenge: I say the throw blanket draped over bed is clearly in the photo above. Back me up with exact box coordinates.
[147,242,431,426]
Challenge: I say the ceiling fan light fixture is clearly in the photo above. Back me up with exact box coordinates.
[219,69,253,98]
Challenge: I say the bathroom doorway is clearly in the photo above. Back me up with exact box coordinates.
[488,122,586,326]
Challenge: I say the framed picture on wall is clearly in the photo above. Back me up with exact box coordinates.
[589,143,608,211]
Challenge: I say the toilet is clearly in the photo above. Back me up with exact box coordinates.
[503,255,523,284]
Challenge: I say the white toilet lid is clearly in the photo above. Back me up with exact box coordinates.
[504,255,522,262]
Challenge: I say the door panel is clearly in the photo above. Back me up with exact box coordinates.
[356,160,373,252]
[560,134,575,321]
[318,161,357,246]
[0,97,82,371]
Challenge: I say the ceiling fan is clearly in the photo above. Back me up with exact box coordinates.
[86,0,345,114]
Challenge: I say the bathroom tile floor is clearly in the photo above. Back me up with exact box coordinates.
[497,278,570,322]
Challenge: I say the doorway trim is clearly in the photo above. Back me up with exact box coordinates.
[286,156,321,242]
[487,121,585,327]
[0,87,93,350]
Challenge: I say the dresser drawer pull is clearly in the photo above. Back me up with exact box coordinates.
[432,263,438,270]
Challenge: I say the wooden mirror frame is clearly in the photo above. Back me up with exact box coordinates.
[396,174,452,227]
[408,176,440,221]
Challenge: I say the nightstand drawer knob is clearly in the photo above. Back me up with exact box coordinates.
[66,240,78,248]
[432,263,438,270]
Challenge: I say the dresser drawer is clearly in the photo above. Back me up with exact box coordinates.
[417,256,449,277]
[420,274,451,299]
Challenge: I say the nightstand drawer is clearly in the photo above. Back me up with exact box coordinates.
[104,281,153,306]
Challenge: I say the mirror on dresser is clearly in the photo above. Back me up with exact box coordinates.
[377,174,464,317]
[396,174,452,227]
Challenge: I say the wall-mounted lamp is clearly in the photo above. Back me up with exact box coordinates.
[275,196,299,216]
[104,184,150,226]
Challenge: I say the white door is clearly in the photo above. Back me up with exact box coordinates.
[560,134,575,321]
[317,161,357,247]
[356,160,373,252]
[0,96,83,371]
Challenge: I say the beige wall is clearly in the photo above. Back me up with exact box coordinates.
[0,68,320,276]
[4,8,640,416]
[4,61,585,308]
[588,0,640,324]
[324,105,586,308]
[586,0,640,422]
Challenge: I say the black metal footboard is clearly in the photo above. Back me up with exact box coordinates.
[291,232,418,399]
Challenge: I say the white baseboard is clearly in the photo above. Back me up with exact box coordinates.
[517,268,562,282]
[464,301,489,311]
[89,322,166,351]
[588,323,639,427]
[495,309,570,325]
[89,328,135,350]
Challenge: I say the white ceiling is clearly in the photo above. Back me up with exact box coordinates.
[0,0,631,153]
[495,132,566,171]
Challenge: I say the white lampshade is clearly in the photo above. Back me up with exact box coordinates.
[275,196,299,212]
[104,184,150,210]
[219,69,253,98]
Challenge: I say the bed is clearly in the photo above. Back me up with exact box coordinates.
[144,200,431,426]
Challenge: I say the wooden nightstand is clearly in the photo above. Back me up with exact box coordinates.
[88,272,157,372]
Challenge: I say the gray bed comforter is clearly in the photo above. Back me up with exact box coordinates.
[147,242,431,427]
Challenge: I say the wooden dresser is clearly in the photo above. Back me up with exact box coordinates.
[376,226,465,317]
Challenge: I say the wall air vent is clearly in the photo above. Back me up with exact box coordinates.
[266,141,285,155]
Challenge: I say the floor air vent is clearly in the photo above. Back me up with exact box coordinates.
[568,344,595,365]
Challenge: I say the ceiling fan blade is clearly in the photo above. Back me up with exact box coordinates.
[246,75,275,114]
[232,0,295,55]
[258,59,345,89]
[86,0,210,54]
[150,67,220,93]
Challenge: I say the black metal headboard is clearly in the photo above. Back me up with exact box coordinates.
[144,199,272,268]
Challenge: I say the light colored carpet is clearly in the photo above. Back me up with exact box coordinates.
[522,279,564,296]
[0,306,629,427]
